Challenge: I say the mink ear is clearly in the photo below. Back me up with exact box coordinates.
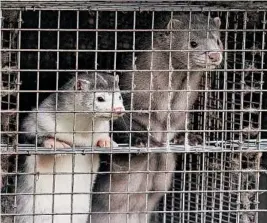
[76,79,90,91]
[167,18,182,31]
[213,17,221,28]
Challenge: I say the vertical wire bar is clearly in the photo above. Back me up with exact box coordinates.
[220,11,228,223]
[184,11,191,150]
[196,152,202,223]
[256,11,266,222]
[125,12,130,223]
[110,9,118,160]
[200,153,205,223]
[7,14,12,134]
[72,33,78,223]
[147,11,154,150]
[164,9,171,222]
[31,10,42,223]
[112,11,118,138]
[0,11,2,176]
[123,12,136,220]
[215,72,220,143]
[70,10,80,223]
[164,9,175,223]
[92,11,99,220]
[112,9,118,221]
[0,9,3,218]
[206,75,211,144]
[93,10,99,126]
[163,9,171,222]
[182,10,192,223]
[52,8,61,221]
[93,11,98,140]
[129,10,136,152]
[91,8,99,221]
[238,11,248,223]
[230,152,237,223]
[126,10,136,223]
[144,10,156,222]
[219,151,225,223]
[219,10,229,223]
[203,10,211,156]
[187,154,192,223]
[103,11,111,223]
[230,12,239,222]
[166,11,173,147]
[246,18,257,221]
[210,153,216,223]
[248,18,257,143]
[202,12,212,223]
[240,11,247,145]
[50,10,61,223]
[13,9,22,223]
[259,11,266,154]
[206,155,211,222]
[90,11,99,175]
[107,12,112,223]
[179,155,183,222]
[130,11,136,148]
[126,11,132,223]
[231,13,238,144]
[170,173,175,223]
[202,154,208,223]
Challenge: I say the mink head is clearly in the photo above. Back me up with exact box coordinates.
[69,72,125,119]
[161,14,223,69]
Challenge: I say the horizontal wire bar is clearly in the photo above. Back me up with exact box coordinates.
[2,48,267,53]
[0,128,264,135]
[0,89,264,94]
[3,169,266,176]
[1,1,267,11]
[2,28,267,32]
[1,209,266,216]
[1,68,265,72]
[1,140,266,154]
[2,189,267,196]
[0,108,263,113]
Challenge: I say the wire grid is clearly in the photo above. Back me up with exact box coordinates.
[1,9,21,223]
[0,3,266,223]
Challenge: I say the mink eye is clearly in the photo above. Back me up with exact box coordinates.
[97,97,105,102]
[217,39,221,46]
[119,96,122,100]
[190,41,198,48]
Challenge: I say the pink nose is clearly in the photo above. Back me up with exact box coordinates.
[208,52,221,63]
[113,107,124,115]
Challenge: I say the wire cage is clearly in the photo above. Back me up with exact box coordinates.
[1,1,267,223]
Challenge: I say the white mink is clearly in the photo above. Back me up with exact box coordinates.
[16,72,125,223]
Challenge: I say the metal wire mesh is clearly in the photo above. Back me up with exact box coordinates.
[1,1,266,223]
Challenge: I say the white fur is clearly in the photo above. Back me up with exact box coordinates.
[16,117,109,223]
[16,85,124,223]
[16,154,99,223]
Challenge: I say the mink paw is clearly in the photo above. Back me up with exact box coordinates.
[134,137,148,148]
[133,137,163,148]
[97,138,111,147]
[43,138,71,149]
[43,138,71,157]
[173,133,203,146]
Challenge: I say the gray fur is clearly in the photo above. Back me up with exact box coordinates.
[92,14,223,223]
